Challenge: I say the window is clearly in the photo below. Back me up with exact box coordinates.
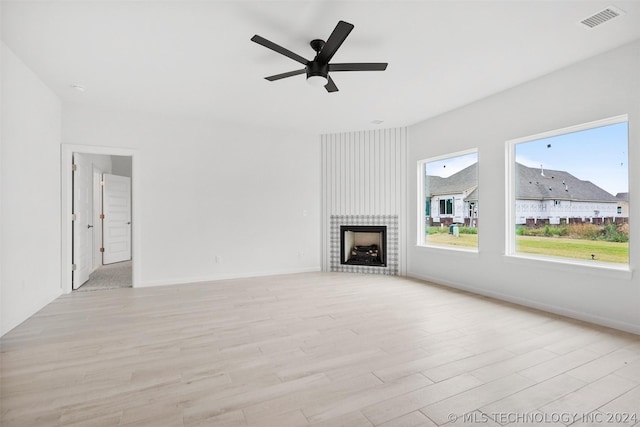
[439,198,454,215]
[507,116,629,265]
[418,150,478,250]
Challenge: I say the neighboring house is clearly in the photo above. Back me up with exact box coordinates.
[616,192,629,217]
[515,163,621,225]
[426,163,478,226]
[426,162,623,226]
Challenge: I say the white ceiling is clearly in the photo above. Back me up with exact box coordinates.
[2,1,640,134]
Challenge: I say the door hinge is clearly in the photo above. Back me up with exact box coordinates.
[72,164,77,172]
[71,264,77,271]
[100,180,105,186]
[100,214,105,219]
[99,247,105,253]
[71,214,77,221]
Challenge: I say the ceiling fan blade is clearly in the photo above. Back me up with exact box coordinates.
[329,63,388,72]
[251,35,309,65]
[265,69,306,81]
[325,75,339,93]
[316,21,354,64]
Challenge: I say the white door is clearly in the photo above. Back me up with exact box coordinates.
[72,153,92,289]
[454,197,464,223]
[102,173,132,264]
[92,167,104,272]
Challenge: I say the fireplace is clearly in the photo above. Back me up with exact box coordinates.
[340,225,387,267]
[330,215,398,275]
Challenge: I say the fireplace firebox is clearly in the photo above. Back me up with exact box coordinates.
[340,225,387,267]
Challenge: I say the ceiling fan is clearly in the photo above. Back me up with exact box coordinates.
[250,20,388,93]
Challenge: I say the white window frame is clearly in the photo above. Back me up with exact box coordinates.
[417,148,478,252]
[505,114,629,269]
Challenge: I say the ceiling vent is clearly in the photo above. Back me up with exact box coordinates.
[579,6,625,28]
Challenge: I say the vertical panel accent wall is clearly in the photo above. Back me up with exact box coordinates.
[321,128,407,275]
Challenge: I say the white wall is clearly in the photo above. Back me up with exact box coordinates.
[62,105,321,287]
[111,155,131,177]
[0,37,4,337]
[1,42,62,336]
[408,40,640,333]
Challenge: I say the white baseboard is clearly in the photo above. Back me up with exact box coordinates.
[137,266,322,288]
[407,272,640,336]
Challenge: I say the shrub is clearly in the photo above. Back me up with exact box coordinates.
[601,223,628,243]
[426,227,448,234]
[566,223,600,240]
[426,226,478,235]
[458,227,478,235]
[518,222,629,242]
[516,226,545,237]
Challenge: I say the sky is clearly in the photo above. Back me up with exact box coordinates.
[424,121,628,196]
[515,121,628,196]
[425,152,477,178]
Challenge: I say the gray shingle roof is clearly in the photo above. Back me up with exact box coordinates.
[466,187,479,202]
[426,162,617,203]
[616,192,629,202]
[426,163,477,196]
[515,163,617,202]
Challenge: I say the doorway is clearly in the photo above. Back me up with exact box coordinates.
[61,145,139,294]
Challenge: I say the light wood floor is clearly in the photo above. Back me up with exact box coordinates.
[1,272,639,427]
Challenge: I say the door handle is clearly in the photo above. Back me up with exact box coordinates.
[127,222,131,225]
[87,224,94,229]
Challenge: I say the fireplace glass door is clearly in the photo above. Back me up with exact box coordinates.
[340,225,387,267]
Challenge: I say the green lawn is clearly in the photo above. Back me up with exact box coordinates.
[425,233,629,263]
[515,235,628,263]
[426,233,478,248]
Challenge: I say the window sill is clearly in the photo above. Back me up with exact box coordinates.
[503,253,633,279]
[416,244,479,255]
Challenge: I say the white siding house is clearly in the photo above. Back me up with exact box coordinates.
[515,163,620,225]
[615,192,629,217]
[425,163,478,227]
[426,163,622,227]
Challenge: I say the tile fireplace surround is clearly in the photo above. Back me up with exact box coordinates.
[330,214,399,275]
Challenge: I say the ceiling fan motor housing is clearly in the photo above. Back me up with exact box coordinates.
[306,61,329,80]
